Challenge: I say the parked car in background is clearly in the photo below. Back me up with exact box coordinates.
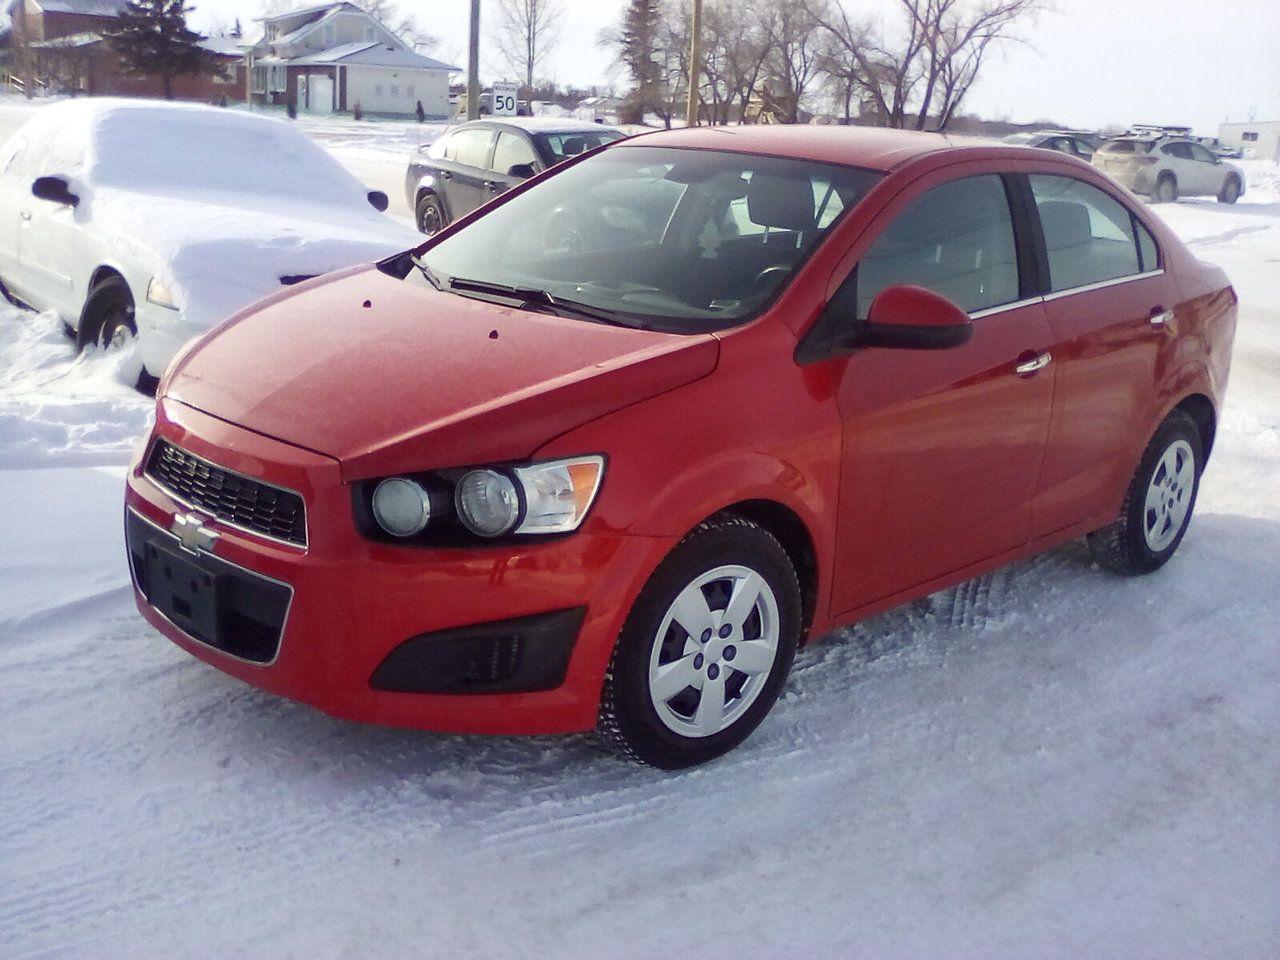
[1194,136,1243,160]
[1003,130,1097,160]
[0,100,419,387]
[1093,133,1245,203]
[128,126,1235,768]
[405,117,626,235]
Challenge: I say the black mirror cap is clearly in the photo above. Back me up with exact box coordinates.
[367,190,389,212]
[857,318,973,350]
[507,162,536,179]
[32,175,79,207]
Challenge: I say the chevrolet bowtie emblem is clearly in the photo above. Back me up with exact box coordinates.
[171,512,220,555]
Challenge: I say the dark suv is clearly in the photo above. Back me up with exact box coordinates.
[405,118,626,235]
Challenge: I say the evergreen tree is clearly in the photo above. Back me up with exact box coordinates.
[106,0,224,100]
[617,0,662,121]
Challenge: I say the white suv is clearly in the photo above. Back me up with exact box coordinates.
[1093,134,1245,204]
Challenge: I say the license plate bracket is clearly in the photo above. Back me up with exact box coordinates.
[143,541,223,644]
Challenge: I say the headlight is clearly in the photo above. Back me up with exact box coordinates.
[455,469,521,538]
[512,456,604,534]
[146,276,179,310]
[372,477,432,537]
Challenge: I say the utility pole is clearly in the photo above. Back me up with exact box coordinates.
[466,0,482,120]
[685,0,702,126]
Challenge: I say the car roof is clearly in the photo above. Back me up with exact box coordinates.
[456,117,624,135]
[616,124,1047,173]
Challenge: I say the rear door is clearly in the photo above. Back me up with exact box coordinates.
[1159,141,1197,193]
[1187,142,1225,195]
[1023,173,1176,536]
[827,172,1056,614]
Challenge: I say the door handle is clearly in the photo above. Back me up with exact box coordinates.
[1015,351,1052,375]
[1149,306,1173,326]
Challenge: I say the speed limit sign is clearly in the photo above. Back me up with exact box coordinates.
[491,82,518,116]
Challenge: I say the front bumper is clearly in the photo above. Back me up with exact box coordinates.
[125,398,675,735]
[134,302,205,377]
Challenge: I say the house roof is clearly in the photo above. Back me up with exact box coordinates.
[32,0,125,15]
[289,41,460,72]
[257,2,358,24]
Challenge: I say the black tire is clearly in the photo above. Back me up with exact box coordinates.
[79,274,136,350]
[1087,409,1203,576]
[1153,174,1178,204]
[1217,176,1241,204]
[598,514,801,769]
[415,191,447,236]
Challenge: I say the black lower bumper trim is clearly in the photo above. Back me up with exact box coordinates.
[369,607,586,695]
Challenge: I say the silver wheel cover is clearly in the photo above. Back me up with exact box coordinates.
[647,564,780,739]
[1143,438,1195,551]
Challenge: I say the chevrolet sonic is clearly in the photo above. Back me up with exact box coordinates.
[124,126,1236,768]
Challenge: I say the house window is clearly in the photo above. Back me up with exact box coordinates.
[406,85,415,97]
[390,85,399,97]
[374,84,383,96]
[366,27,376,40]
[1242,131,1259,142]
[324,24,335,44]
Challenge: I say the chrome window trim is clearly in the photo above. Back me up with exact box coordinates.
[1041,268,1164,302]
[144,441,309,552]
[126,506,294,668]
[968,296,1045,320]
[967,269,1165,320]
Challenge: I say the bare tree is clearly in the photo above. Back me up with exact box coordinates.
[491,0,564,97]
[763,0,825,122]
[809,0,1045,130]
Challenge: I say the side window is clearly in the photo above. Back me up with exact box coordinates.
[1029,175,1142,291]
[1135,219,1159,272]
[1162,141,1192,160]
[491,132,538,174]
[450,128,495,169]
[1189,144,1216,163]
[854,174,1019,317]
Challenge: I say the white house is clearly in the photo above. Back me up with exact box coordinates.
[248,2,460,119]
[1218,119,1280,163]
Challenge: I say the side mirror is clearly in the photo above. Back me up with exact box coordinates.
[507,162,536,180]
[32,175,79,208]
[860,285,973,349]
[367,190,389,212]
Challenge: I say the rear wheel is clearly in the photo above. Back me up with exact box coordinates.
[1087,410,1203,575]
[1217,176,1241,204]
[415,191,446,236]
[1153,174,1178,203]
[598,515,801,769]
[80,274,136,351]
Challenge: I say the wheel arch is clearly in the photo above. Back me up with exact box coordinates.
[1173,392,1217,461]
[703,498,820,644]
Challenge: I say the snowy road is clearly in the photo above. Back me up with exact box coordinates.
[1,104,1278,956]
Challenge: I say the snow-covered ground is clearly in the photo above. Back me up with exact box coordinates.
[1,108,1278,956]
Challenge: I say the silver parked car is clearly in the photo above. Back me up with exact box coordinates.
[1093,133,1245,203]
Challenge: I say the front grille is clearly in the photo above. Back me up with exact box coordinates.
[145,440,308,547]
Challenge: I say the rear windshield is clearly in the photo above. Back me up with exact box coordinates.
[537,130,626,162]
[1099,139,1154,154]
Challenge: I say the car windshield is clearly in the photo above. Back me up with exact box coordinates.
[1100,139,1154,154]
[416,145,880,332]
[537,130,626,161]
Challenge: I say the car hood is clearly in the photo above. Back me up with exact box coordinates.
[91,187,420,330]
[165,266,720,479]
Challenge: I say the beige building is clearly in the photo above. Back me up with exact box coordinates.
[1218,120,1280,162]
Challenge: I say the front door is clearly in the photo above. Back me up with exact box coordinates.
[435,125,496,220]
[829,173,1055,614]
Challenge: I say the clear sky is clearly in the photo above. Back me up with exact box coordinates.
[193,0,1280,135]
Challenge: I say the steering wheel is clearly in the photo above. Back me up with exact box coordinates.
[753,264,792,288]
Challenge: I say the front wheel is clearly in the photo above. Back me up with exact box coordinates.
[1217,176,1241,204]
[80,274,136,351]
[598,515,801,768]
[1088,410,1203,575]
[415,192,446,236]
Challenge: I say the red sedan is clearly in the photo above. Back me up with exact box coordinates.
[124,126,1236,768]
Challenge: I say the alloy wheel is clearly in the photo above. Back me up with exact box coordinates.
[1142,438,1195,551]
[647,564,781,738]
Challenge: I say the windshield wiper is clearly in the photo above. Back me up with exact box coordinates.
[411,257,445,291]
[447,277,646,329]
